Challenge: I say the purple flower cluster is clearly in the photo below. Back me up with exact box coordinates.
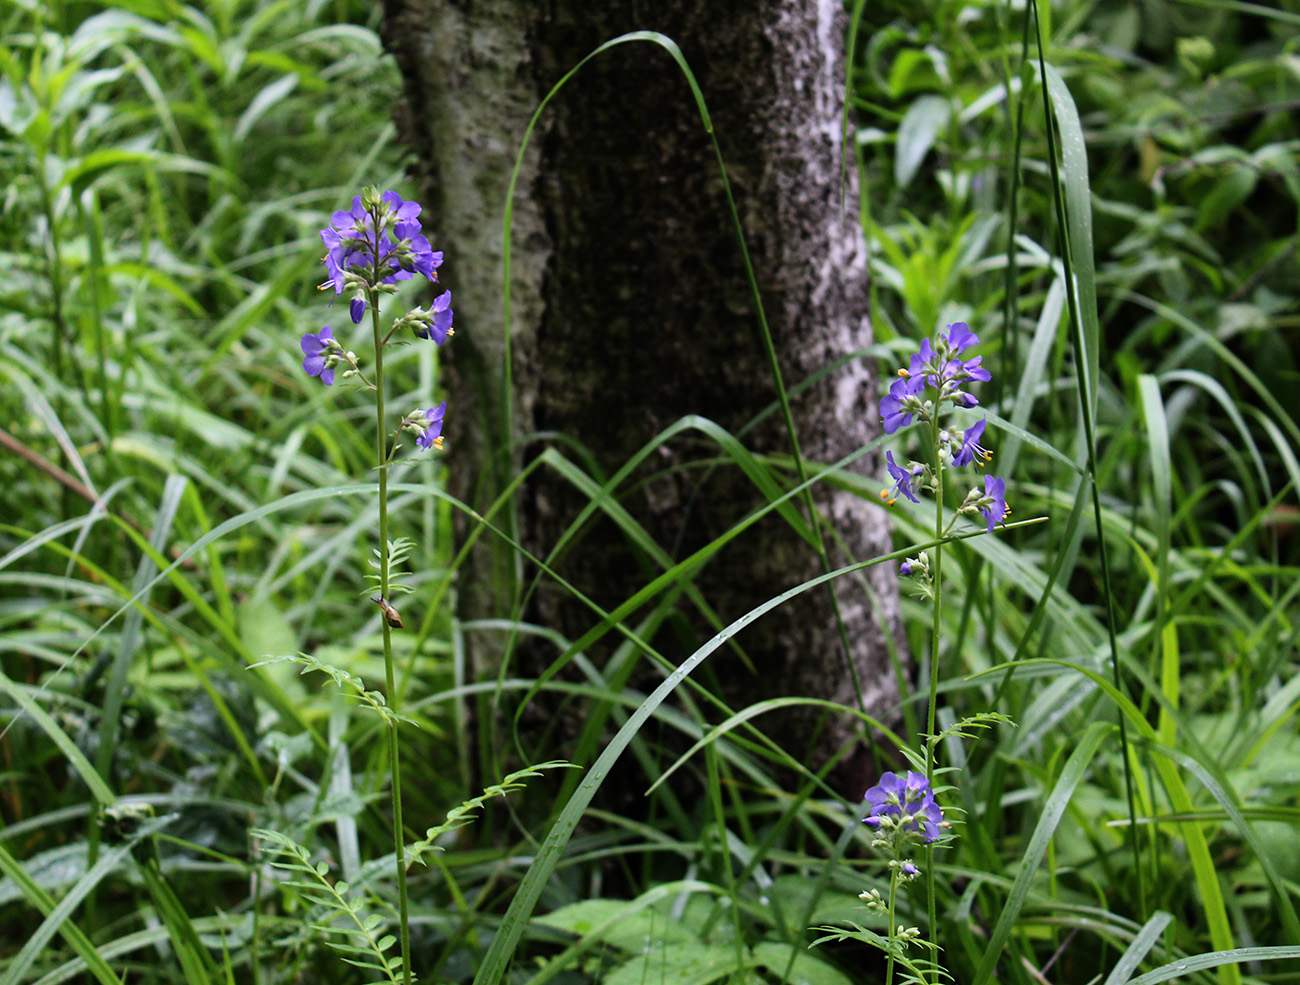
[319,191,445,324]
[880,322,991,437]
[862,770,943,845]
[878,321,1009,536]
[880,376,920,434]
[299,188,453,455]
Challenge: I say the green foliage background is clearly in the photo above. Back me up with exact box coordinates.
[1,0,1299,984]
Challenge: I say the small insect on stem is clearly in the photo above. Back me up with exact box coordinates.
[372,596,403,629]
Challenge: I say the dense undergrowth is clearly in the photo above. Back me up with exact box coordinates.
[2,0,1299,984]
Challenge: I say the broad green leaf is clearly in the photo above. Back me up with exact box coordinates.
[895,94,950,187]
[751,942,855,985]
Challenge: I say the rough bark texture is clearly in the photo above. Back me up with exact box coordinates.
[382,0,905,796]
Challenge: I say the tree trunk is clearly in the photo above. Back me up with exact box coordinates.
[382,0,905,796]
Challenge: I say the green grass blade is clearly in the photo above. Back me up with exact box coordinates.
[974,659,1242,984]
[1152,744,1300,942]
[1123,947,1300,985]
[1102,911,1173,985]
[645,697,906,796]
[95,473,187,784]
[0,842,124,985]
[1137,376,1174,745]
[1041,60,1099,415]
[1030,0,1143,916]
[470,551,899,985]
[0,670,115,807]
[0,825,154,985]
[970,719,1111,985]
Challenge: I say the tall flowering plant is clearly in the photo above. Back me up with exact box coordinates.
[872,322,1010,979]
[302,187,453,985]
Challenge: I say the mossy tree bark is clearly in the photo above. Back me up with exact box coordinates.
[382,0,905,795]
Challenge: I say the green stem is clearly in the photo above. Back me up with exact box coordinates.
[372,297,412,985]
[885,867,900,985]
[924,420,944,978]
[250,861,262,985]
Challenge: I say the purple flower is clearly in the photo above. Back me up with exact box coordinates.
[863,770,943,844]
[956,354,991,383]
[319,197,366,285]
[381,191,443,282]
[384,189,422,226]
[416,401,447,450]
[899,559,913,576]
[980,475,1008,533]
[945,354,991,406]
[350,297,366,324]
[405,236,444,281]
[900,861,920,877]
[906,338,939,386]
[882,451,922,505]
[301,326,336,385]
[952,418,992,468]
[895,323,987,406]
[415,291,454,345]
[943,321,978,355]
[880,374,924,434]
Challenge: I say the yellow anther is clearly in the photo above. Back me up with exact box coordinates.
[433,436,445,450]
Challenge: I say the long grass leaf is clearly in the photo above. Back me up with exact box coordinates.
[1102,908,1173,984]
[970,720,1110,985]
[1123,947,1300,985]
[974,659,1241,983]
[0,843,123,985]
[0,671,115,806]
[470,551,900,985]
[1030,1,1144,916]
[497,30,865,712]
[0,825,154,985]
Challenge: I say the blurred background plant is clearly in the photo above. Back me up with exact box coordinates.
[1,0,1299,983]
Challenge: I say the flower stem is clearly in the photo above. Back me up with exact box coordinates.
[924,420,944,979]
[372,300,412,985]
[885,868,900,985]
